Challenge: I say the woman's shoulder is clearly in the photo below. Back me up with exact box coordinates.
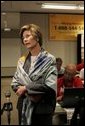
[18,54,28,64]
[19,55,26,62]
[44,50,56,61]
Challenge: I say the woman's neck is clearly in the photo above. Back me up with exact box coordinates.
[29,44,41,56]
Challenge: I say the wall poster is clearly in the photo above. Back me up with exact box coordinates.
[49,14,84,41]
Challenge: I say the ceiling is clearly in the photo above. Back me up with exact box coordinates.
[1,1,84,13]
[1,1,84,29]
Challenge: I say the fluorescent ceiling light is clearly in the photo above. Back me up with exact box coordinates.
[78,6,84,10]
[2,12,6,15]
[1,1,5,3]
[41,3,84,10]
[4,28,11,31]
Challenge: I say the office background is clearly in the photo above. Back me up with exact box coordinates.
[1,1,84,77]
[1,12,84,76]
[1,1,84,125]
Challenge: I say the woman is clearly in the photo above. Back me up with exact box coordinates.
[11,24,57,125]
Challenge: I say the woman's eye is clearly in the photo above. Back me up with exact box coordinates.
[22,35,31,39]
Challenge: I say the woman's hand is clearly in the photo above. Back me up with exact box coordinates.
[16,86,26,96]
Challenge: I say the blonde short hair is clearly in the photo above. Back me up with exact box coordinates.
[20,24,43,46]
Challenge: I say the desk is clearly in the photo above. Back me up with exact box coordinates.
[53,103,67,125]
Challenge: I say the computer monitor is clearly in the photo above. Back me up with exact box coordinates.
[59,87,84,108]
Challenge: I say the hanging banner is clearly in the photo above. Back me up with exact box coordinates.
[49,14,84,41]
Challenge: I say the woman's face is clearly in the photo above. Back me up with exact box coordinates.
[22,30,38,49]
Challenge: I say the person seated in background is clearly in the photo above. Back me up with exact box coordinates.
[79,68,84,85]
[56,57,65,78]
[76,68,84,85]
[80,68,84,80]
[56,64,83,102]
[76,58,84,71]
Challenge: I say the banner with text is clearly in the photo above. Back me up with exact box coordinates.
[49,14,84,41]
